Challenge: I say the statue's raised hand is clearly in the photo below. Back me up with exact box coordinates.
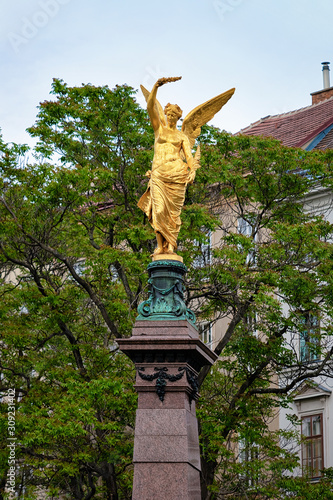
[156,77,182,88]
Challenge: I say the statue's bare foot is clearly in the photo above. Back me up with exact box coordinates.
[164,244,175,255]
[150,247,164,257]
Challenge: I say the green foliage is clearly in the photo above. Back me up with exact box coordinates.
[186,129,333,498]
[0,81,154,499]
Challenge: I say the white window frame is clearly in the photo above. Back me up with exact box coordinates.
[198,322,213,349]
[299,313,320,363]
[237,217,256,265]
[301,413,324,478]
[193,230,211,268]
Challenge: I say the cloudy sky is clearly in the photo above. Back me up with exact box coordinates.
[1,0,332,145]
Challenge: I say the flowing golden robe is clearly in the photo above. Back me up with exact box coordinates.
[138,125,190,249]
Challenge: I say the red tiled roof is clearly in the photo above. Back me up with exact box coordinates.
[239,96,333,149]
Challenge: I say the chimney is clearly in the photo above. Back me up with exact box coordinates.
[322,61,330,89]
[311,61,333,105]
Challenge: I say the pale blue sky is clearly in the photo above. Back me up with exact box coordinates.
[1,0,332,145]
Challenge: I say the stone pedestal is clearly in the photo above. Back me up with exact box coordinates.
[117,261,217,500]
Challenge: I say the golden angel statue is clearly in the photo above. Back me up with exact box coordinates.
[138,77,235,260]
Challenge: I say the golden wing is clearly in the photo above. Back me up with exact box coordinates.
[140,84,166,127]
[182,88,235,148]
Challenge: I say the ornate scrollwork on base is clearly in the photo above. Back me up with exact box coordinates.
[137,260,196,325]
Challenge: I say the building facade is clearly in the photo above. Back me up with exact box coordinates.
[233,63,333,480]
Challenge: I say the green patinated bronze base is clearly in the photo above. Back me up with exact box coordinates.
[137,260,196,325]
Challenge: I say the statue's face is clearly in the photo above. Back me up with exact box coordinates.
[166,108,178,126]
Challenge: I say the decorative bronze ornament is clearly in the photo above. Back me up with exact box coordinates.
[137,366,199,403]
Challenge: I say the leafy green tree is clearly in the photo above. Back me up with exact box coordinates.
[0,82,154,499]
[0,80,333,499]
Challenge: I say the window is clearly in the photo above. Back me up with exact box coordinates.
[245,312,258,337]
[299,313,320,362]
[193,231,211,268]
[237,217,256,265]
[73,259,86,277]
[199,322,212,348]
[239,439,260,486]
[19,305,29,315]
[238,217,252,237]
[301,414,323,478]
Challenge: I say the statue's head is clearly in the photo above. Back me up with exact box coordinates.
[164,103,183,120]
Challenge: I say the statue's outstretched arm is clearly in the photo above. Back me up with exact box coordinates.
[147,77,182,132]
[147,81,161,132]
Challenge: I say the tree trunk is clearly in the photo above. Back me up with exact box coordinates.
[101,462,119,500]
[200,455,218,500]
